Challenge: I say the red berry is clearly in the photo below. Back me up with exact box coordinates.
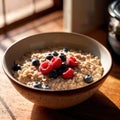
[66,56,78,67]
[39,61,53,74]
[51,57,62,69]
[62,68,74,79]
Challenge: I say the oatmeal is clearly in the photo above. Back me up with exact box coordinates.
[12,48,104,90]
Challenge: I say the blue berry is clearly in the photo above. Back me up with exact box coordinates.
[13,64,21,71]
[56,64,68,75]
[46,54,53,60]
[63,48,70,52]
[59,53,66,61]
[33,81,42,88]
[52,51,59,56]
[61,63,68,71]
[84,75,93,83]
[49,70,58,78]
[56,68,63,76]
[32,59,40,66]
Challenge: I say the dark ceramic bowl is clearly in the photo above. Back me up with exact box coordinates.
[2,32,112,109]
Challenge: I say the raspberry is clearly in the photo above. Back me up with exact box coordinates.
[39,61,53,74]
[62,68,74,79]
[51,57,62,69]
[66,56,78,67]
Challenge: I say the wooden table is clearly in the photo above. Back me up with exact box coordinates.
[0,11,120,119]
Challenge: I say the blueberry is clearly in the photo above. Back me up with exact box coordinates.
[63,48,70,52]
[61,63,68,71]
[59,53,66,61]
[49,70,58,78]
[52,51,59,56]
[32,59,40,66]
[46,54,53,60]
[56,68,63,76]
[33,81,42,88]
[13,64,21,71]
[56,64,68,75]
[84,75,93,83]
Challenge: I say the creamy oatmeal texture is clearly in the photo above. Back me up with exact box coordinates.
[13,48,103,90]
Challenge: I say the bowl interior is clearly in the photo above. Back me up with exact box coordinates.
[3,32,112,89]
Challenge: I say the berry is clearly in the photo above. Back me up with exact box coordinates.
[60,63,68,71]
[56,64,67,76]
[51,57,62,69]
[52,51,59,56]
[63,48,70,52]
[32,59,40,66]
[66,56,78,67]
[59,53,66,62]
[56,64,68,76]
[56,68,64,76]
[33,81,51,89]
[84,75,93,83]
[49,70,58,78]
[46,54,53,60]
[13,64,21,71]
[39,61,53,74]
[62,68,74,79]
[33,81,42,88]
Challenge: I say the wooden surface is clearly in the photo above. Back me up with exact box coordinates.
[0,11,120,120]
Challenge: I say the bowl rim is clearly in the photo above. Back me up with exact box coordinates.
[2,32,112,93]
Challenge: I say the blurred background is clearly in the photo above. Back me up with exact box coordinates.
[0,0,114,34]
[0,0,63,34]
[1,0,117,60]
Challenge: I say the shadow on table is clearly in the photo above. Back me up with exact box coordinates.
[31,91,120,120]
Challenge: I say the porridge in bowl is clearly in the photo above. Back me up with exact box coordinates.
[12,47,104,90]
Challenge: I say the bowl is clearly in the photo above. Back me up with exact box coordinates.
[2,32,112,109]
